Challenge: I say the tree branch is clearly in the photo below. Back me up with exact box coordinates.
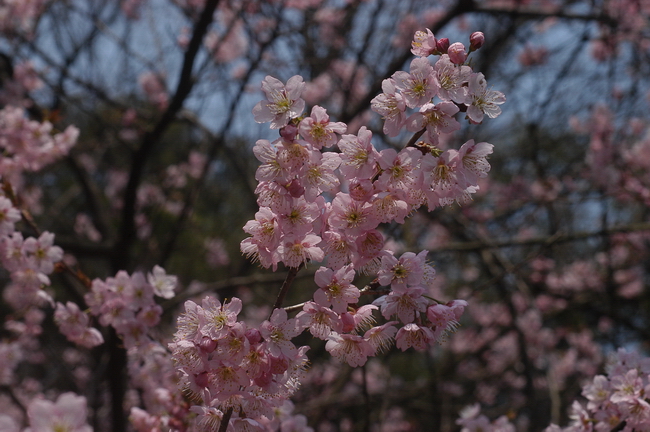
[116,0,220,271]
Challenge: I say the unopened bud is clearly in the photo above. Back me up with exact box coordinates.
[195,371,210,387]
[340,312,356,333]
[287,178,305,198]
[447,42,467,65]
[280,123,298,141]
[469,32,485,51]
[198,336,217,353]
[245,328,262,344]
[436,38,450,54]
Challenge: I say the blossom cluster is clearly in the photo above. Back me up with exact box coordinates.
[244,30,503,275]
[0,105,79,181]
[547,348,650,432]
[241,27,501,365]
[0,198,63,306]
[82,265,177,349]
[457,348,650,432]
[185,28,506,429]
[0,110,98,431]
[169,297,311,430]
[378,29,504,134]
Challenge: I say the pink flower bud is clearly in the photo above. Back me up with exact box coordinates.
[280,123,298,141]
[195,371,210,387]
[469,32,485,51]
[447,42,467,64]
[436,38,449,54]
[245,328,262,344]
[340,312,356,333]
[287,178,305,198]
[198,336,217,353]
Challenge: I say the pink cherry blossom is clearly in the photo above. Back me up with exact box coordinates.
[377,251,428,290]
[54,302,104,348]
[301,151,341,201]
[325,333,375,367]
[434,55,472,103]
[374,286,428,324]
[370,78,407,137]
[260,308,304,359]
[0,196,20,236]
[337,126,380,179]
[364,322,398,354]
[253,139,291,183]
[328,193,378,236]
[296,302,342,340]
[277,197,320,236]
[298,105,347,149]
[321,230,357,270]
[392,57,439,108]
[466,72,506,123]
[199,296,242,341]
[369,192,409,224]
[22,231,62,274]
[376,147,422,193]
[278,233,324,268]
[406,101,460,145]
[457,139,494,185]
[395,323,436,351]
[411,29,437,57]
[27,392,92,432]
[253,75,306,129]
[313,265,360,313]
[420,150,467,208]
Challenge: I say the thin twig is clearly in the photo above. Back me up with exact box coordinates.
[271,263,304,314]
[218,407,234,432]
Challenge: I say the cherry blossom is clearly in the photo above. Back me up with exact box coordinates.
[260,308,305,359]
[147,264,177,299]
[466,72,506,123]
[298,105,347,149]
[411,29,437,57]
[54,302,104,348]
[392,57,439,108]
[253,75,306,129]
[278,233,324,268]
[406,101,461,145]
[370,78,408,137]
[337,126,380,179]
[457,139,494,185]
[313,265,360,313]
[0,196,20,236]
[200,297,242,341]
[394,323,436,351]
[325,332,375,367]
[435,54,472,104]
[297,301,343,339]
[27,392,93,432]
